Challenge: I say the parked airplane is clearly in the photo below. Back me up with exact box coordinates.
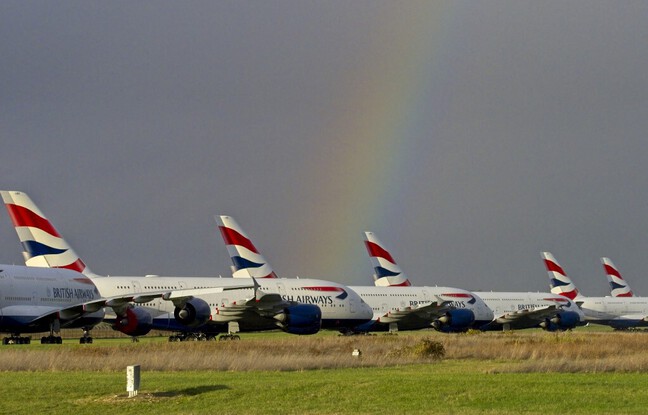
[217,215,373,331]
[543,252,648,329]
[0,190,336,340]
[601,257,634,297]
[216,216,493,333]
[0,264,104,344]
[364,233,584,331]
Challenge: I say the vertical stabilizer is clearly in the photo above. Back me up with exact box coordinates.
[541,252,580,300]
[0,190,94,276]
[216,215,277,279]
[364,232,411,287]
[601,257,634,297]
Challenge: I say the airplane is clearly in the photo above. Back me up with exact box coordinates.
[216,216,494,333]
[543,252,648,329]
[0,264,105,344]
[363,233,584,331]
[601,257,634,297]
[0,190,345,340]
[217,215,374,331]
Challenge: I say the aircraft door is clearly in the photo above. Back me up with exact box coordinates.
[131,281,142,293]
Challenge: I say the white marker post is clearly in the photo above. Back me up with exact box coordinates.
[126,365,141,397]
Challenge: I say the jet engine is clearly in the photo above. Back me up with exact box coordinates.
[432,309,476,333]
[112,306,153,337]
[274,304,322,335]
[173,297,212,328]
[540,311,580,331]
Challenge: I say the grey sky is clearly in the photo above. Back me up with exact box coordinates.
[2,1,648,296]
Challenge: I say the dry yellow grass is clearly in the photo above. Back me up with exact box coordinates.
[2,330,647,373]
[0,334,434,371]
[441,330,648,372]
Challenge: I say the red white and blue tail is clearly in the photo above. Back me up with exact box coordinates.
[364,232,411,287]
[541,252,580,300]
[216,215,277,279]
[0,190,94,276]
[601,257,634,297]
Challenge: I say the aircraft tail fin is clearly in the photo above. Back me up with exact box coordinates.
[215,215,277,279]
[541,251,580,300]
[0,190,94,276]
[601,257,634,297]
[364,232,411,287]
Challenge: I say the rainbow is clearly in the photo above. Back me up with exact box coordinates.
[293,4,455,283]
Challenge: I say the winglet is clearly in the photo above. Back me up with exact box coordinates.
[252,276,261,301]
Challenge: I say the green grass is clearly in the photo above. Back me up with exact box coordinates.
[2,361,648,414]
[3,328,648,414]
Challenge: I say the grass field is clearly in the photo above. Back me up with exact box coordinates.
[2,328,648,414]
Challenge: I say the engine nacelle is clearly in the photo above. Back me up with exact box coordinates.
[540,311,580,331]
[174,297,212,328]
[432,309,475,333]
[112,306,153,337]
[274,304,322,335]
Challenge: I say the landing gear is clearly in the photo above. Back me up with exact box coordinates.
[2,334,31,344]
[218,334,241,341]
[218,322,240,340]
[79,328,93,344]
[168,332,217,342]
[41,320,62,344]
[338,329,374,336]
[40,335,62,344]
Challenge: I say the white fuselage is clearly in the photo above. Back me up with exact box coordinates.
[0,265,104,334]
[91,275,373,332]
[349,285,495,331]
[575,296,648,329]
[473,291,585,330]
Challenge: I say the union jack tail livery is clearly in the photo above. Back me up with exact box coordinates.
[0,191,94,276]
[601,257,634,297]
[364,232,411,287]
[216,215,278,279]
[542,252,580,300]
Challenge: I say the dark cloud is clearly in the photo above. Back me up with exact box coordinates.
[1,1,648,296]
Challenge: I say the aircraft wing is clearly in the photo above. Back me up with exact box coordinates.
[162,283,257,309]
[100,283,257,312]
[1,303,104,329]
[483,305,559,329]
[214,290,290,319]
[375,297,452,325]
